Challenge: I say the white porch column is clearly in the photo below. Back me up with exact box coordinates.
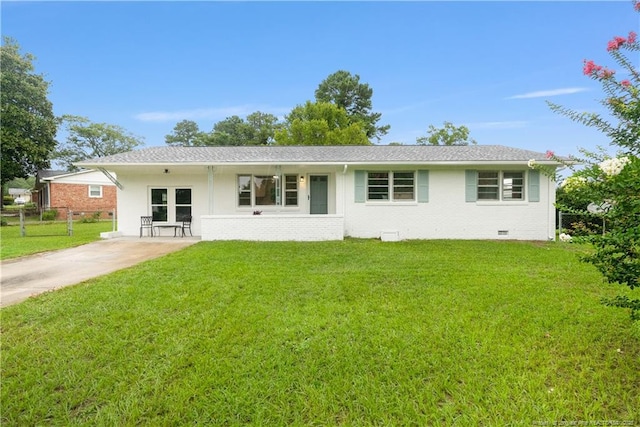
[208,166,215,214]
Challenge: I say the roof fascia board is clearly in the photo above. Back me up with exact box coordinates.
[77,160,562,168]
[39,169,95,181]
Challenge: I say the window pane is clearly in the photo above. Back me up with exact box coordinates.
[254,176,277,206]
[176,189,192,220]
[238,176,251,206]
[285,175,298,206]
[176,206,191,220]
[393,172,414,200]
[478,187,499,200]
[152,206,167,222]
[89,185,102,197]
[151,188,167,205]
[176,188,191,205]
[368,172,389,200]
[477,172,499,200]
[503,172,524,200]
[151,188,168,221]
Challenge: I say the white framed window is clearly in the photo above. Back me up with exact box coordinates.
[175,188,192,221]
[151,188,168,221]
[150,187,192,222]
[477,171,524,201]
[88,185,103,198]
[502,172,524,200]
[237,174,298,207]
[284,175,298,206]
[367,171,415,202]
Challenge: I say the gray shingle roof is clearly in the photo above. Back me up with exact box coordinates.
[76,145,557,166]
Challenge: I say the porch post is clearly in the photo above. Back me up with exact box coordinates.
[208,166,215,214]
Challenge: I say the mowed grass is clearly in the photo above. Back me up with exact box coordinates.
[1,239,638,425]
[0,221,113,260]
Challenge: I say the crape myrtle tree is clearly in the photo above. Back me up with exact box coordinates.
[416,121,478,146]
[55,115,145,171]
[0,37,57,185]
[315,70,390,142]
[546,1,640,320]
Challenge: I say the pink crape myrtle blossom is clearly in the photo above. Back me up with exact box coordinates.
[635,1,640,12]
[584,60,616,79]
[545,150,555,159]
[607,36,627,51]
[621,80,631,87]
[599,69,616,79]
[583,60,603,75]
[606,32,637,51]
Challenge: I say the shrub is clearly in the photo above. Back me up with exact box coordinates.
[79,212,102,223]
[3,196,14,206]
[41,210,57,221]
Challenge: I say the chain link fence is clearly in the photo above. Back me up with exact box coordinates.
[1,207,116,237]
[558,211,605,237]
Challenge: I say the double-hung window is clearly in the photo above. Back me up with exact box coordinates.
[476,171,524,201]
[238,174,298,207]
[88,185,103,198]
[502,172,524,200]
[367,171,415,201]
[175,188,192,221]
[151,188,168,221]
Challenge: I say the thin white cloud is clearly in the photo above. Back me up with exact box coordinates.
[466,121,529,130]
[134,105,290,122]
[507,87,588,99]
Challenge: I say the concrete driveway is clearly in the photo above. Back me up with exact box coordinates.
[0,237,199,308]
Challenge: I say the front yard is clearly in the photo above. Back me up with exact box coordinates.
[1,239,638,425]
[0,221,113,259]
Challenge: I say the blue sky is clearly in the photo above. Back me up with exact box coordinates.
[2,1,638,157]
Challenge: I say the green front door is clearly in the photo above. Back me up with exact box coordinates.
[309,175,328,214]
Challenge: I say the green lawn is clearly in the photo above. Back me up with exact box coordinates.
[1,240,638,425]
[0,221,113,259]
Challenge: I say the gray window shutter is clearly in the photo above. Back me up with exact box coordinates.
[417,170,429,203]
[465,170,477,202]
[354,170,366,203]
[529,169,540,202]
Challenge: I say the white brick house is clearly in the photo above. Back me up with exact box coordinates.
[76,145,560,241]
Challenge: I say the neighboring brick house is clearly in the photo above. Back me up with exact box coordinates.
[34,170,117,220]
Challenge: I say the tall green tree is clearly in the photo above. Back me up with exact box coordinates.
[204,112,281,146]
[416,121,477,146]
[547,2,639,319]
[165,120,206,146]
[275,101,370,146]
[245,111,281,145]
[55,115,145,171]
[0,37,57,185]
[207,115,255,146]
[315,70,389,141]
